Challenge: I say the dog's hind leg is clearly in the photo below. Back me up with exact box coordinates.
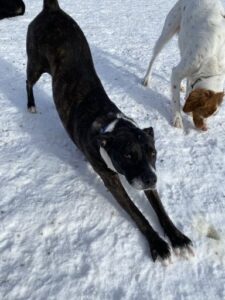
[143,1,181,87]
[98,170,171,262]
[26,60,43,113]
[145,189,194,257]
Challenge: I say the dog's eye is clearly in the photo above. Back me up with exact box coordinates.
[151,151,156,158]
[124,153,132,159]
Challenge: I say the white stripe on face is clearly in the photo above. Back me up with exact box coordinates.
[130,178,145,190]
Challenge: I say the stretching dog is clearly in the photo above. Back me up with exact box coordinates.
[0,0,25,20]
[143,0,225,130]
[26,0,192,262]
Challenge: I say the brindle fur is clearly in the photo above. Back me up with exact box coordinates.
[26,0,192,262]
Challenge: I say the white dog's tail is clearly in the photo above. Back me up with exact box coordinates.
[143,1,182,86]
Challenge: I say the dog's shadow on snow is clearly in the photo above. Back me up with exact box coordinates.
[92,46,172,124]
[0,56,168,254]
[92,46,194,130]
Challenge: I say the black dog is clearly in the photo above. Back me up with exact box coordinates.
[26,0,193,262]
[0,0,25,20]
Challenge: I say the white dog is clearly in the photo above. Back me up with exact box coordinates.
[143,0,225,130]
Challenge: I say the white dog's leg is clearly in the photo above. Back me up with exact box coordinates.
[185,79,191,98]
[171,54,201,128]
[143,55,157,87]
[171,57,197,128]
[143,1,181,87]
[171,66,185,128]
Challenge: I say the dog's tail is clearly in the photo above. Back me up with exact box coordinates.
[152,0,181,53]
[143,1,181,85]
[43,0,60,10]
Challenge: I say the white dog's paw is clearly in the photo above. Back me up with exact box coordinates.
[173,114,183,129]
[180,85,185,92]
[142,76,150,87]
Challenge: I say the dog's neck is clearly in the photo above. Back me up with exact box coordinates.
[191,74,225,93]
[100,113,136,133]
[99,113,136,173]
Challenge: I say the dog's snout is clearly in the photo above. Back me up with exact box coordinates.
[142,173,157,187]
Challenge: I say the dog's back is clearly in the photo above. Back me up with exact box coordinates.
[27,1,102,133]
[27,1,94,78]
[27,0,117,144]
[178,0,225,60]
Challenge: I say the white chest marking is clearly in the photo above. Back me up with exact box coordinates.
[100,147,117,172]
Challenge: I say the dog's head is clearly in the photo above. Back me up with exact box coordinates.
[183,89,224,130]
[98,124,157,191]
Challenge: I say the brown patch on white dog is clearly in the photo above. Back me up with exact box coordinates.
[183,89,224,130]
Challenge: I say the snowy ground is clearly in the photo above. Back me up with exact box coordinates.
[0,0,225,299]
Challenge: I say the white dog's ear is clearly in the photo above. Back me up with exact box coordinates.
[143,127,154,138]
[183,89,214,113]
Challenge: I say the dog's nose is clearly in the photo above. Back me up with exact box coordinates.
[142,174,157,187]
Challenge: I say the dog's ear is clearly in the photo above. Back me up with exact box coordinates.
[183,89,214,113]
[192,113,205,130]
[215,91,224,106]
[196,102,217,118]
[194,91,224,118]
[143,127,154,138]
[97,134,113,148]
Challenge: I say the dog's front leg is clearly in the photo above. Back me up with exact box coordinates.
[145,189,193,256]
[171,66,184,128]
[185,79,191,99]
[98,171,171,262]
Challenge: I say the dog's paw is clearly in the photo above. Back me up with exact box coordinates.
[150,237,171,263]
[170,232,194,259]
[142,77,150,87]
[28,106,37,113]
[180,85,185,92]
[173,114,183,129]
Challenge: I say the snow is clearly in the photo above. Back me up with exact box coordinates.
[0,0,225,299]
